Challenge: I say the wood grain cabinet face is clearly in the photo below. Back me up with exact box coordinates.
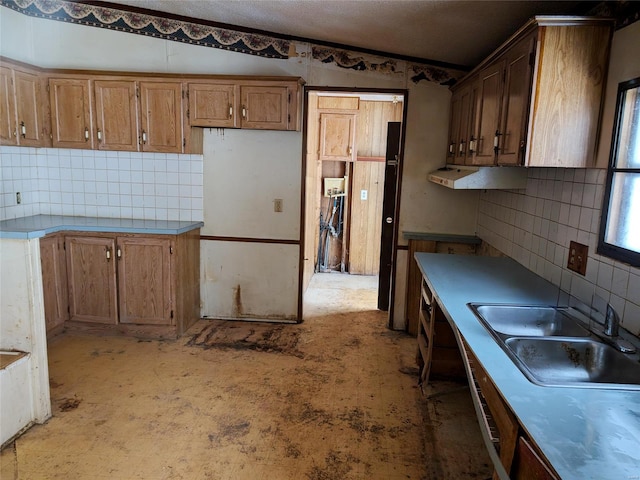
[94,80,139,151]
[49,78,94,149]
[451,19,612,168]
[117,236,173,325]
[240,85,290,130]
[319,113,357,161]
[0,66,45,146]
[472,61,504,165]
[40,234,69,333]
[139,81,184,153]
[66,236,118,324]
[65,234,175,326]
[0,66,16,145]
[188,83,237,128]
[449,81,477,165]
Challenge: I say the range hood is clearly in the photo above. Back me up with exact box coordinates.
[428,165,528,190]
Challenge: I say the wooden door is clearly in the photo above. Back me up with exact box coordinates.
[49,78,93,149]
[189,83,237,127]
[14,69,44,147]
[240,85,289,130]
[472,61,503,165]
[139,81,183,153]
[0,66,16,145]
[94,80,139,151]
[319,113,357,161]
[117,236,172,325]
[39,234,69,333]
[498,34,535,165]
[349,160,385,274]
[66,236,118,324]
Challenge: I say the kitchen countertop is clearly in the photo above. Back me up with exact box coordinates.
[0,215,204,239]
[402,231,481,244]
[415,253,640,480]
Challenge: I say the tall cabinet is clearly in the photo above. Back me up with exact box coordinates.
[447,16,613,168]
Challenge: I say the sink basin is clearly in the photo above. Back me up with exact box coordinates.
[504,337,640,389]
[469,304,590,337]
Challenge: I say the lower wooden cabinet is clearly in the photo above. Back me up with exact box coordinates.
[40,229,200,339]
[39,233,69,334]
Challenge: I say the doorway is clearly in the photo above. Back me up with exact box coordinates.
[299,89,406,321]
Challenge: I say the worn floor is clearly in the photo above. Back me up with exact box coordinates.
[1,272,492,479]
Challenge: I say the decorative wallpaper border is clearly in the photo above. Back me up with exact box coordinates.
[1,0,466,85]
[1,0,290,58]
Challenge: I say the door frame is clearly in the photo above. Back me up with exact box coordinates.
[297,86,409,327]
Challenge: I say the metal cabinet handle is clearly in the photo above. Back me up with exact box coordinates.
[106,247,111,261]
[229,105,233,118]
[242,105,247,119]
[142,130,147,144]
[97,129,102,142]
[20,121,26,138]
[117,248,121,259]
[84,128,89,141]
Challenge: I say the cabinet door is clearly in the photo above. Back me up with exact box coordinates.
[14,69,45,147]
[319,113,357,161]
[139,81,183,153]
[451,81,477,165]
[94,80,139,151]
[472,61,503,165]
[188,83,237,128]
[498,35,535,165]
[40,234,69,333]
[117,236,172,325]
[66,236,118,324]
[240,85,289,130]
[447,89,463,163]
[0,66,16,145]
[49,78,94,149]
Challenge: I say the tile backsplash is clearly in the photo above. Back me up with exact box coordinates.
[477,168,640,336]
[0,147,203,222]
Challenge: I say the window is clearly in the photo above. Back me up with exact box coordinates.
[598,77,640,267]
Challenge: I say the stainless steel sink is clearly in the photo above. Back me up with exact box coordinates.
[504,337,640,389]
[469,304,590,337]
[468,303,640,390]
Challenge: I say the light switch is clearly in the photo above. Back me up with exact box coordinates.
[360,190,368,200]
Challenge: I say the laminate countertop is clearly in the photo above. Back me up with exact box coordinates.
[415,253,640,480]
[0,215,203,239]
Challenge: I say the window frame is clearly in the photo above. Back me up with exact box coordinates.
[597,76,640,267]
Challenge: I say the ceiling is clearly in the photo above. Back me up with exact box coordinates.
[98,0,588,67]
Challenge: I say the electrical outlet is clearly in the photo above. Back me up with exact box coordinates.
[567,241,588,275]
[274,198,283,213]
[360,190,368,200]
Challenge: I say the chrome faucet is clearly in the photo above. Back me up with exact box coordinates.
[604,303,620,337]
[601,303,636,354]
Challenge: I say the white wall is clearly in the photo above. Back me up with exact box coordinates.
[1,5,479,324]
[0,238,52,443]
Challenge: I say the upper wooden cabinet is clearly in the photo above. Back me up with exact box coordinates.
[0,63,46,147]
[49,77,94,149]
[139,81,184,153]
[1,56,304,152]
[94,80,139,151]
[448,80,477,165]
[188,82,237,128]
[188,79,302,131]
[449,17,613,168]
[319,112,357,161]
